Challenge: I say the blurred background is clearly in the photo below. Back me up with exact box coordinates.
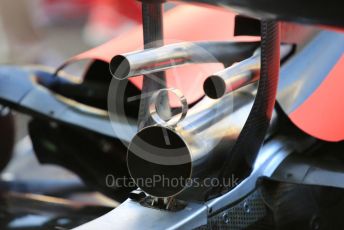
[0,0,141,66]
[0,0,141,206]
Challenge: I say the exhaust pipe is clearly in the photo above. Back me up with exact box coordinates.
[127,88,256,199]
[126,45,288,199]
[109,41,259,79]
[203,45,293,99]
[203,52,260,99]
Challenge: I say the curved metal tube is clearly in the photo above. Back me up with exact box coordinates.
[109,41,259,79]
[127,88,256,199]
[127,28,286,198]
[203,45,293,99]
[203,52,260,99]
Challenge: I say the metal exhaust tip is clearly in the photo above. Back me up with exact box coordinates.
[110,55,130,79]
[127,126,192,198]
[203,75,226,99]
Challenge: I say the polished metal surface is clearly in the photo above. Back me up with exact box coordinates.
[109,42,259,79]
[149,88,188,127]
[126,43,296,199]
[74,136,294,230]
[73,199,208,230]
[203,51,260,99]
[127,88,255,198]
[203,45,293,99]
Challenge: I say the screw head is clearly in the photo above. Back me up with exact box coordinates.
[243,202,250,213]
[222,212,230,224]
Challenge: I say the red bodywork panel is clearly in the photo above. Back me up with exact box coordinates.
[290,55,344,142]
[61,4,257,106]
[61,4,344,142]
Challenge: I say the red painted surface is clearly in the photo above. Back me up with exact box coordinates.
[290,55,344,141]
[60,3,344,141]
[62,4,257,106]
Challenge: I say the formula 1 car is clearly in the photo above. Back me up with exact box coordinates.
[0,0,344,229]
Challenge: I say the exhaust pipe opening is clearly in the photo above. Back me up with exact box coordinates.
[203,76,226,99]
[203,45,293,99]
[109,42,260,79]
[110,55,130,79]
[127,126,192,198]
[126,87,256,200]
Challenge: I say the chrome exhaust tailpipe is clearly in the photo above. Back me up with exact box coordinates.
[109,41,259,79]
[203,45,293,99]
[127,88,257,199]
[203,52,260,99]
[126,46,289,199]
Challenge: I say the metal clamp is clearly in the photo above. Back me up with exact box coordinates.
[149,88,188,127]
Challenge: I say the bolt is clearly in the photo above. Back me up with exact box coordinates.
[243,202,250,213]
[222,212,230,224]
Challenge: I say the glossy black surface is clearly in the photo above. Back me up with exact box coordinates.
[173,0,344,29]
